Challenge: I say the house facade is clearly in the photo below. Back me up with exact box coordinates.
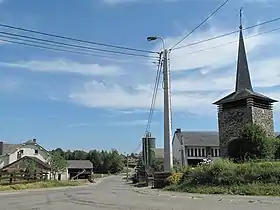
[0,139,51,173]
[172,129,220,166]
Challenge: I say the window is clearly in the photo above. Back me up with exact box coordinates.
[211,149,214,157]
[190,148,194,156]
[202,148,205,157]
[198,148,201,157]
[215,149,218,157]
[35,149,39,155]
[20,150,23,154]
[188,149,191,156]
[194,149,197,157]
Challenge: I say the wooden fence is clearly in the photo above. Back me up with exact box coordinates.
[0,171,49,185]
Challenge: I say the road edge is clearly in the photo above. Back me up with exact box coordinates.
[0,176,111,196]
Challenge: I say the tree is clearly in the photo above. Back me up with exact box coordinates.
[228,123,278,162]
[150,158,164,172]
[109,149,124,174]
[50,152,67,179]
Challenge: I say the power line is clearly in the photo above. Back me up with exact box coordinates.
[170,0,230,50]
[133,57,163,155]
[172,26,280,58]
[0,23,157,54]
[0,31,158,59]
[145,53,163,134]
[0,36,159,63]
[173,16,280,50]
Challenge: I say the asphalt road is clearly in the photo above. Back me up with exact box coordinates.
[0,175,280,210]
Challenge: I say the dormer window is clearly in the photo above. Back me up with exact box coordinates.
[35,149,38,155]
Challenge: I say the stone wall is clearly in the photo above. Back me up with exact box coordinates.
[218,107,252,157]
[251,106,275,137]
[218,106,276,157]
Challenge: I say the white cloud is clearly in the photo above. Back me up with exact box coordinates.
[69,80,228,116]
[159,26,276,72]
[0,59,123,76]
[68,22,280,116]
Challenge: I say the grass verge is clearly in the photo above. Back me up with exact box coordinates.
[0,180,85,192]
[165,183,280,196]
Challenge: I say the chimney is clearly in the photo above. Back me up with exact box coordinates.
[176,128,182,133]
[0,141,3,155]
[33,139,36,143]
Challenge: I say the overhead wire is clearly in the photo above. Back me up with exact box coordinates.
[145,52,163,134]
[170,0,230,50]
[171,26,280,58]
[0,37,159,64]
[132,55,163,155]
[0,31,158,59]
[0,23,158,54]
[173,16,280,50]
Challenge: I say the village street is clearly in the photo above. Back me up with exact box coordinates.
[0,175,279,210]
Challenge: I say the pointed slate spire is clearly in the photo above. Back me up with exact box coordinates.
[235,8,253,92]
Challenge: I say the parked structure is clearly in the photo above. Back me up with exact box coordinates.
[213,20,278,157]
[60,160,93,180]
[172,129,220,166]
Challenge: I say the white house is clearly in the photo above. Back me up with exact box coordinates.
[172,129,220,166]
[0,139,51,174]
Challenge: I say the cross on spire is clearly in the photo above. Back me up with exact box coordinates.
[239,7,243,30]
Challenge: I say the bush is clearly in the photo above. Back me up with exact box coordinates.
[166,159,280,196]
[167,173,184,185]
[228,124,280,161]
[182,159,280,186]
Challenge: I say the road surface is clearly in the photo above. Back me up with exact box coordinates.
[0,175,280,209]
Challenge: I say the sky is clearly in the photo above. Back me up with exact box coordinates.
[0,0,279,153]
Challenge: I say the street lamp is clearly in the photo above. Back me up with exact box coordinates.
[147,36,173,172]
[147,36,165,51]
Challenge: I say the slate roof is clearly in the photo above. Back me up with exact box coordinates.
[213,26,277,105]
[0,139,49,157]
[2,143,21,155]
[174,130,280,147]
[67,160,93,169]
[175,131,219,147]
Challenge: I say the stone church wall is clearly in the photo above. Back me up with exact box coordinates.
[251,106,275,137]
[218,107,252,157]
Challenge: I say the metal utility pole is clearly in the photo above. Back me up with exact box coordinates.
[163,49,173,172]
[147,37,173,172]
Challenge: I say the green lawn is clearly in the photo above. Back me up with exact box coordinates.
[0,180,85,191]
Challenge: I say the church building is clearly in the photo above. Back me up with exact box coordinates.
[213,17,278,157]
[172,13,278,165]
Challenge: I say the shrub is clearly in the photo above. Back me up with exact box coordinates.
[167,173,184,185]
[228,124,280,161]
[181,159,280,186]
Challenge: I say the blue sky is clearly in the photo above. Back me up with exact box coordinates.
[0,0,279,153]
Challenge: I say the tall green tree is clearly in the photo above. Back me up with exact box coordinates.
[50,152,67,179]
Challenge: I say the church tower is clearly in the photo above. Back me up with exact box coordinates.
[213,10,278,157]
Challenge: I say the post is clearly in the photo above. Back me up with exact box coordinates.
[126,154,129,181]
[163,49,173,172]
